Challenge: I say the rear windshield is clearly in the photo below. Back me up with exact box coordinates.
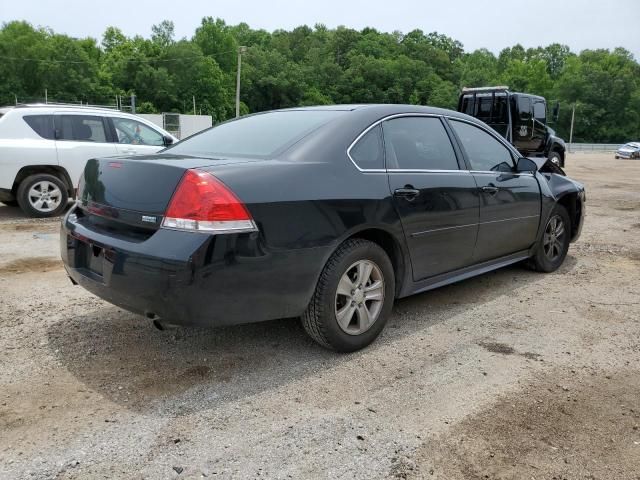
[166,110,345,158]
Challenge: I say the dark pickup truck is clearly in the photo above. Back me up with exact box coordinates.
[458,86,566,167]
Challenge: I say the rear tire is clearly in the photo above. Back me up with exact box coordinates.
[17,174,68,218]
[527,205,571,273]
[302,239,395,352]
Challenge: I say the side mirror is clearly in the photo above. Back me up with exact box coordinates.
[163,135,174,147]
[552,102,560,122]
[516,157,538,173]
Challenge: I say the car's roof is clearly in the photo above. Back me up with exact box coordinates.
[1,104,125,115]
[273,103,476,122]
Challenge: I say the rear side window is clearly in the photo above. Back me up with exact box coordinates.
[58,115,107,143]
[517,96,532,120]
[475,95,493,123]
[167,110,345,158]
[349,125,384,169]
[450,120,515,172]
[460,95,474,115]
[533,101,546,122]
[382,117,459,170]
[24,115,55,140]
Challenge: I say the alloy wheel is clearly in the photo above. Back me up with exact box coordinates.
[543,214,566,262]
[334,259,385,335]
[28,181,63,213]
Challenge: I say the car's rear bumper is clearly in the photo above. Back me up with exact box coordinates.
[60,206,330,327]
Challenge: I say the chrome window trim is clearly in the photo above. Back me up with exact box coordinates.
[346,113,443,172]
[470,170,535,176]
[387,169,468,174]
[347,112,527,174]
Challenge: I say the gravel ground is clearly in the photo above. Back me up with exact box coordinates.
[0,153,638,480]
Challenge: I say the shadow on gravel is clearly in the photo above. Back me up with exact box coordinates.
[0,202,72,221]
[46,257,573,415]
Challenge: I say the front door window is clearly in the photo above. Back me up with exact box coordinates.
[112,118,164,147]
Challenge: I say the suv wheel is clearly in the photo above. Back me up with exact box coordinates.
[527,205,571,273]
[17,174,69,218]
[302,239,395,352]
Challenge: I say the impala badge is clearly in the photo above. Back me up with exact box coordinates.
[141,215,157,223]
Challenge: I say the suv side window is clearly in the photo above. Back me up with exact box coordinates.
[112,117,164,146]
[533,101,546,123]
[58,115,108,142]
[382,117,458,170]
[349,125,384,170]
[517,96,532,121]
[450,120,515,172]
[23,115,55,140]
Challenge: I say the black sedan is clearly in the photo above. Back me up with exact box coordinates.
[61,105,586,352]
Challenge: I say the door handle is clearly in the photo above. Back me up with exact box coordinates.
[394,187,420,200]
[481,186,499,195]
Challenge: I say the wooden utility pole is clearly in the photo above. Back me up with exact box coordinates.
[568,103,576,152]
[236,46,247,118]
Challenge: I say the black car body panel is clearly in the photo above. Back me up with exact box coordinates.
[61,104,585,328]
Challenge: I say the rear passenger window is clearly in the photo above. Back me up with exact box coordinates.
[58,115,107,143]
[349,125,384,169]
[533,101,546,122]
[450,120,515,172]
[23,115,55,140]
[382,117,458,170]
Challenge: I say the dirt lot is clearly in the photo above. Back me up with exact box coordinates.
[0,154,639,480]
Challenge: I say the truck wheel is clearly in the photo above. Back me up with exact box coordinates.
[16,174,69,218]
[549,151,563,168]
[302,239,395,352]
[527,205,571,273]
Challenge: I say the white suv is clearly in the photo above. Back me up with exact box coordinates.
[0,104,178,217]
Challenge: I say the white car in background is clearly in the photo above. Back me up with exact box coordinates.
[0,104,178,217]
[615,142,640,159]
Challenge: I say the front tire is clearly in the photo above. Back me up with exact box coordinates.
[527,205,571,273]
[549,151,564,168]
[17,174,69,218]
[302,239,395,352]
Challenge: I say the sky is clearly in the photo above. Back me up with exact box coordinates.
[2,0,639,58]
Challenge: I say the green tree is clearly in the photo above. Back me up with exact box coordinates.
[1,19,638,143]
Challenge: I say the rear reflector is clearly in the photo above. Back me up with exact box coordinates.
[162,169,257,234]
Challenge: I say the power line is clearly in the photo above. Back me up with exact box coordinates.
[0,48,246,65]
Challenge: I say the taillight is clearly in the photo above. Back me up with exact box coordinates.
[162,169,257,234]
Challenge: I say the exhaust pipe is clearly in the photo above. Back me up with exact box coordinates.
[146,312,165,331]
[147,312,178,331]
[152,319,166,331]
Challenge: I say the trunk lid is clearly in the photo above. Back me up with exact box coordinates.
[76,154,260,233]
